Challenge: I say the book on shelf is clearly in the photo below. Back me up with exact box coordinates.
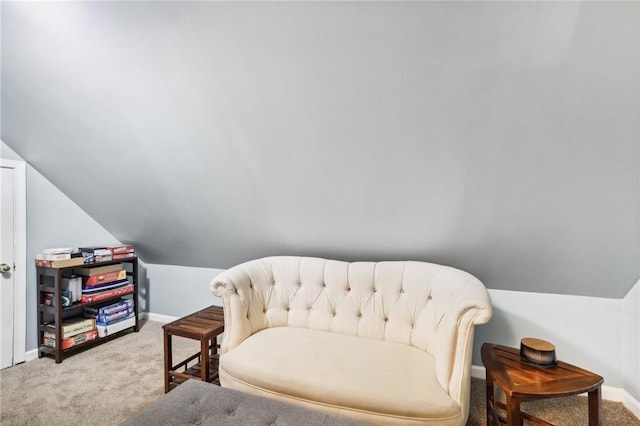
[92,254,134,262]
[80,284,134,304]
[41,247,73,255]
[107,245,135,255]
[82,269,127,286]
[36,253,71,261]
[79,247,112,256]
[112,253,135,259]
[43,329,98,350]
[36,257,85,268]
[96,315,135,338]
[45,317,96,339]
[79,245,135,264]
[110,245,134,254]
[81,253,134,264]
[73,263,123,276]
[93,255,113,263]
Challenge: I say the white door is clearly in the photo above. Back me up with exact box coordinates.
[0,158,26,369]
[0,166,16,369]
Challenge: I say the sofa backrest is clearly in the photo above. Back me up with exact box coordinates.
[218,256,488,346]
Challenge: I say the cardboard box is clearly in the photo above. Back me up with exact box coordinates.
[43,329,98,350]
[96,315,135,338]
[45,317,95,339]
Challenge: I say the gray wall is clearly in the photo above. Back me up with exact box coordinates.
[2,2,638,299]
[143,264,223,319]
[473,283,640,400]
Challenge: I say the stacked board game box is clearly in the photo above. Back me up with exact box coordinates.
[43,317,97,349]
[43,330,99,350]
[73,263,134,304]
[84,299,134,322]
[85,300,135,337]
[35,245,135,267]
[45,317,95,339]
[78,245,135,264]
[35,252,84,268]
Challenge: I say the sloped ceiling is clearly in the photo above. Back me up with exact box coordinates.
[2,2,638,297]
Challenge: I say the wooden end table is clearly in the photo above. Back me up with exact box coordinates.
[481,343,603,426]
[163,305,224,393]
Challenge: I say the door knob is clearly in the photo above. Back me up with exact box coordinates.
[0,264,12,273]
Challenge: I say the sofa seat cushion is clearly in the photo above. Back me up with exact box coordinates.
[220,327,461,422]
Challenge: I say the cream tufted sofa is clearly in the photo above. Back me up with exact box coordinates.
[211,256,492,425]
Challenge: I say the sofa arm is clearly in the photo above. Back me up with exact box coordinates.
[211,267,268,354]
[429,273,492,423]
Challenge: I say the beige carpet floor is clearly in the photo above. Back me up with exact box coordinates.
[0,320,638,425]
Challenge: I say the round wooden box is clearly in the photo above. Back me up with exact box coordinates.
[520,338,557,367]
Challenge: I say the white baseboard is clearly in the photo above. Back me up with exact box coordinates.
[25,349,38,363]
[471,364,486,379]
[604,386,640,420]
[140,311,178,324]
[472,365,640,419]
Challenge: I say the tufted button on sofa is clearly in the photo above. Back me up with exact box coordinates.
[211,256,492,425]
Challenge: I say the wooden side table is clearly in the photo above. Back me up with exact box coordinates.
[481,343,603,426]
[163,305,224,393]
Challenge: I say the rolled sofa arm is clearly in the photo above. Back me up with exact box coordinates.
[427,269,492,423]
[211,265,268,354]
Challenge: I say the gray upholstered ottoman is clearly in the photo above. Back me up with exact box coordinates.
[122,380,368,426]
